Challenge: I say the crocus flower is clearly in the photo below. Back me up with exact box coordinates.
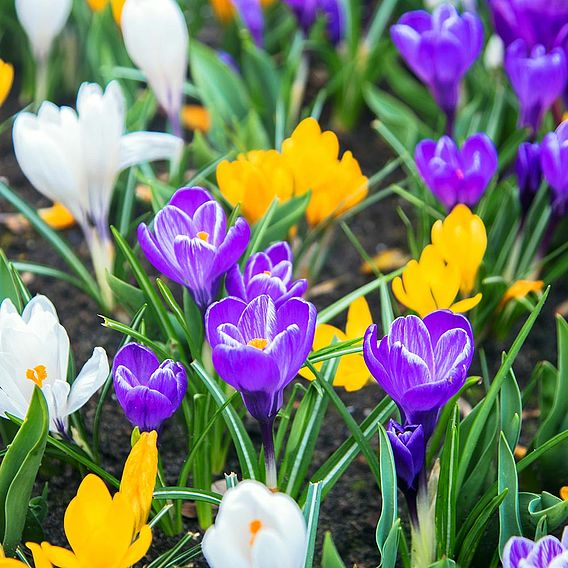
[206,294,316,487]
[121,0,188,135]
[541,120,568,216]
[503,529,568,568]
[391,5,483,129]
[202,480,307,568]
[430,204,487,295]
[138,187,250,310]
[489,0,568,52]
[484,34,505,70]
[505,40,567,133]
[386,420,425,493]
[415,134,498,210]
[499,279,544,309]
[112,343,187,432]
[226,241,308,307]
[0,544,50,567]
[281,117,368,226]
[15,0,71,62]
[364,310,474,437]
[12,81,183,309]
[86,0,125,24]
[206,295,316,424]
[299,296,372,392]
[181,105,211,133]
[0,296,109,435]
[283,0,345,44]
[217,149,295,224]
[119,430,158,533]
[38,474,152,567]
[516,141,543,215]
[0,59,14,108]
[393,245,482,318]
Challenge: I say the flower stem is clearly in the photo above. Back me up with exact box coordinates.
[87,226,116,312]
[260,419,277,490]
[34,57,49,106]
[169,109,183,139]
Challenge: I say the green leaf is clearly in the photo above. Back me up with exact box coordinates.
[457,288,549,489]
[436,404,460,558]
[498,432,522,555]
[261,192,311,246]
[106,272,145,314]
[191,362,259,480]
[153,487,222,506]
[322,532,347,568]
[303,482,323,568]
[376,423,398,564]
[500,366,522,451]
[0,250,22,309]
[0,388,49,556]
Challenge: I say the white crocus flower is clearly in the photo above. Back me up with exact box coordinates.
[0,296,109,434]
[121,0,188,136]
[12,80,183,309]
[485,34,505,70]
[202,480,307,568]
[15,0,72,101]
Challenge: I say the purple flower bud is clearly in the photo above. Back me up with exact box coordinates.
[505,40,567,133]
[233,0,264,47]
[489,0,568,52]
[225,242,308,307]
[541,120,568,216]
[516,141,542,215]
[363,310,474,438]
[386,420,425,493]
[217,50,240,73]
[391,5,483,125]
[503,530,568,568]
[283,0,345,44]
[138,187,251,310]
[112,343,188,432]
[205,294,317,423]
[414,134,498,210]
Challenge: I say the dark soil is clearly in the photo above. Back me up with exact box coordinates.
[1,84,566,568]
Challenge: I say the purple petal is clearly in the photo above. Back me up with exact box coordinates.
[137,223,183,284]
[528,536,565,567]
[213,217,251,276]
[169,186,214,217]
[237,295,278,343]
[206,297,248,347]
[123,386,177,431]
[387,315,434,374]
[423,310,473,357]
[112,343,160,381]
[192,200,227,246]
[225,264,247,300]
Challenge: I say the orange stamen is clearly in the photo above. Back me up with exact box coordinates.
[249,519,263,545]
[248,338,268,350]
[263,270,271,276]
[196,231,209,242]
[26,365,47,388]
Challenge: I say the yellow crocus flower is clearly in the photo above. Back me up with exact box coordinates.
[181,104,211,132]
[85,0,124,25]
[393,245,482,318]
[500,279,544,308]
[0,59,14,108]
[38,474,152,568]
[561,486,568,500]
[217,149,295,224]
[0,544,51,568]
[300,297,373,392]
[281,118,368,226]
[430,204,487,295]
[120,430,158,533]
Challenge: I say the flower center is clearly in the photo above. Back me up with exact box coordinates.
[263,270,271,276]
[26,365,47,388]
[249,519,263,545]
[247,338,268,350]
[196,231,209,242]
[456,168,464,180]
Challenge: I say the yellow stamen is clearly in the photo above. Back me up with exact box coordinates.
[196,231,209,242]
[249,519,263,545]
[248,338,268,350]
[263,270,271,276]
[26,365,47,388]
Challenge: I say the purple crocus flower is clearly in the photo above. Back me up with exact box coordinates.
[414,134,498,210]
[233,0,264,47]
[516,141,542,215]
[503,529,568,568]
[112,343,188,432]
[541,120,568,216]
[205,294,316,424]
[489,0,568,52]
[391,5,483,131]
[225,241,308,307]
[363,310,474,438]
[386,420,425,493]
[138,187,250,310]
[505,40,567,133]
[284,0,345,44]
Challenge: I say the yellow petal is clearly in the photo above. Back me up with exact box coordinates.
[500,280,544,308]
[120,430,158,532]
[26,543,53,568]
[345,296,372,340]
[298,324,346,380]
[86,0,108,11]
[181,105,211,133]
[40,543,81,568]
[111,0,125,25]
[0,60,14,108]
[360,248,408,274]
[332,353,371,392]
[122,525,152,566]
[39,203,75,230]
[450,293,482,314]
[210,0,234,22]
[561,486,568,500]
[0,561,27,567]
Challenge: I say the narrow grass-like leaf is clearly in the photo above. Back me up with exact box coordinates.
[153,487,222,506]
[303,482,323,568]
[498,432,522,555]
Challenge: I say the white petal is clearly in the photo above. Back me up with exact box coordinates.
[21,294,59,323]
[118,132,183,171]
[0,387,28,421]
[43,380,70,432]
[65,347,109,415]
[15,0,72,60]
[202,524,251,568]
[252,529,294,568]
